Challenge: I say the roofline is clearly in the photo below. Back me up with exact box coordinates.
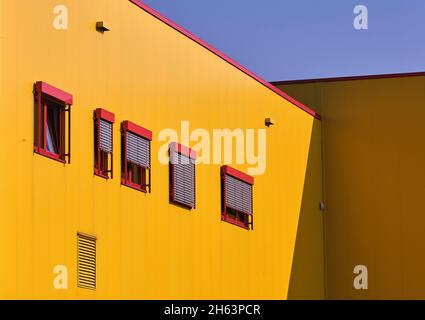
[271,71,425,86]
[129,0,320,120]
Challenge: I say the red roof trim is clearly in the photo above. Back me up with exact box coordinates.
[128,0,320,120]
[170,142,197,160]
[35,81,73,104]
[122,120,153,141]
[271,71,425,85]
[96,108,115,123]
[222,165,254,185]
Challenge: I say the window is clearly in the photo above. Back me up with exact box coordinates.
[34,81,72,163]
[121,121,152,192]
[221,166,254,230]
[169,142,197,209]
[77,233,96,290]
[94,108,114,179]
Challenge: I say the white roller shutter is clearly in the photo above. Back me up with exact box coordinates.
[225,175,253,215]
[126,131,151,169]
[173,151,195,208]
[99,119,112,153]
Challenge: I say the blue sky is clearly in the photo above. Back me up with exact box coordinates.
[141,0,425,81]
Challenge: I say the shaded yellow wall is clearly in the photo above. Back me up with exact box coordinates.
[278,75,425,299]
[0,0,323,299]
[287,120,325,300]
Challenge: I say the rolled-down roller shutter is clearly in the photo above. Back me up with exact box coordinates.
[126,131,151,169]
[172,149,196,208]
[99,119,112,153]
[225,175,253,215]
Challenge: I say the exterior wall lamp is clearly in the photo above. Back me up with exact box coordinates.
[96,21,110,33]
[265,118,275,127]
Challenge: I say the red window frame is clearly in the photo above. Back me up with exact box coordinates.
[94,108,115,179]
[121,121,152,193]
[221,165,254,230]
[34,81,73,163]
[169,142,197,209]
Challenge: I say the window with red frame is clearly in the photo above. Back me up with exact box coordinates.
[169,142,197,209]
[221,166,254,230]
[121,121,152,192]
[94,108,114,179]
[33,81,72,163]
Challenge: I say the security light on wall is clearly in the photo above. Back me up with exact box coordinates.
[265,118,275,127]
[96,21,110,33]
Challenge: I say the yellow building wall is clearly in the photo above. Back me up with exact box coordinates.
[0,0,324,299]
[287,120,325,300]
[278,75,425,299]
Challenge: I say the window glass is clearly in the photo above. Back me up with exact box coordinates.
[46,105,60,154]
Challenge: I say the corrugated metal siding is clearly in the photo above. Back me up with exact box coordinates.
[225,175,252,215]
[173,152,195,208]
[77,234,96,290]
[99,119,112,153]
[126,131,150,168]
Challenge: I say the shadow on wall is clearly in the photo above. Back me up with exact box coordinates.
[287,120,325,300]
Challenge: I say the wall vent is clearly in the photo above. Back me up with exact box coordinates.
[77,233,97,290]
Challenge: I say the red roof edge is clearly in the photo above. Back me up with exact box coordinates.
[128,0,321,120]
[271,71,425,86]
